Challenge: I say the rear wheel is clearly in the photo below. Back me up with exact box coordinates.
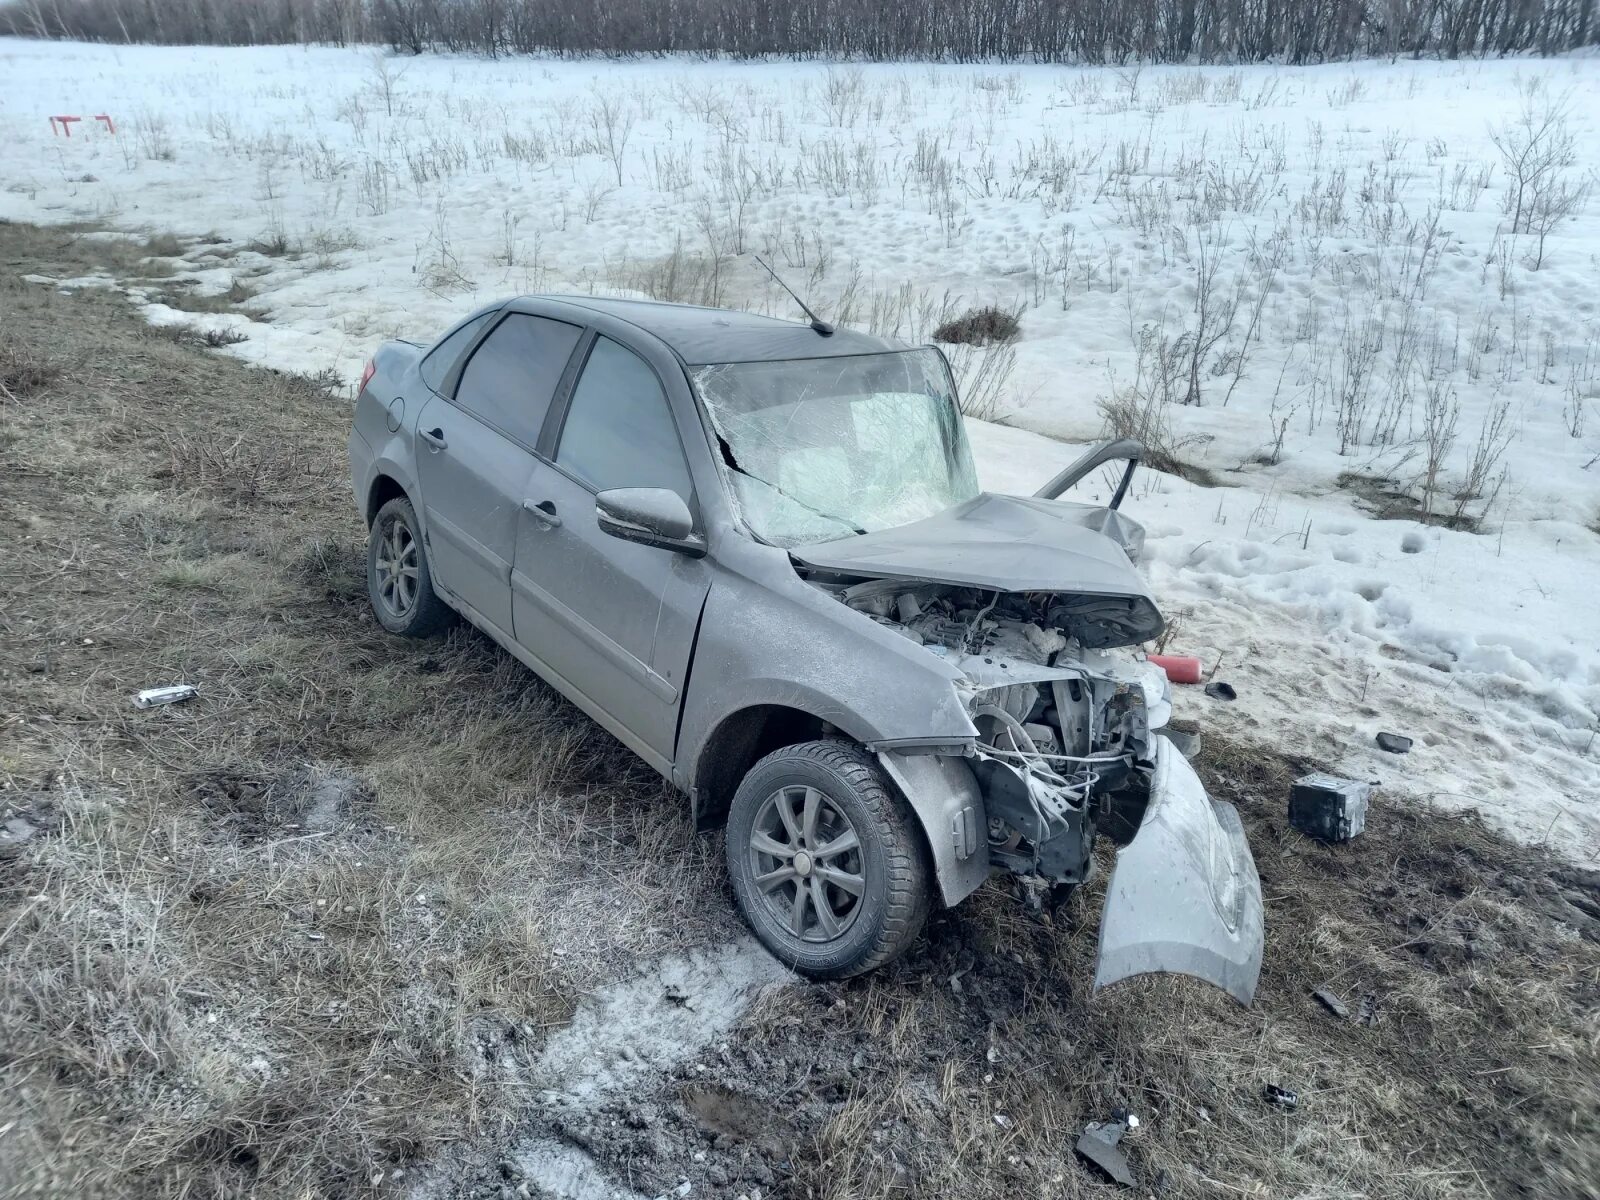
[726,740,931,978]
[367,496,453,637]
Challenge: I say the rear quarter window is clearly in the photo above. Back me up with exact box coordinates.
[418,312,493,394]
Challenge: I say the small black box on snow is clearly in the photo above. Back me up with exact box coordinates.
[1288,773,1370,842]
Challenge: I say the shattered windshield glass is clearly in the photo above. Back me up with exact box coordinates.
[691,349,980,547]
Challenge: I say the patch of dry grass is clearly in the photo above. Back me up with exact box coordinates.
[152,276,265,318]
[932,304,1021,347]
[0,336,61,400]
[0,227,729,1199]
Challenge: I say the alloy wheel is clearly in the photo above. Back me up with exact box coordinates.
[374,513,420,620]
[747,784,865,943]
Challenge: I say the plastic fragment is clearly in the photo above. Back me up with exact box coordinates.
[1148,653,1202,684]
[1074,1120,1134,1186]
[1164,727,1202,759]
[1312,988,1350,1019]
[133,684,197,708]
[1262,1084,1298,1110]
[1203,681,1237,701]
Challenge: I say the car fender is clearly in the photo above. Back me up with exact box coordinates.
[676,565,976,783]
[876,750,991,907]
[676,560,983,903]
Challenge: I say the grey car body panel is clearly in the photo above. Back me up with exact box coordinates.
[875,751,990,907]
[790,492,1157,600]
[413,393,533,635]
[1094,736,1265,1005]
[670,534,980,787]
[535,294,901,365]
[511,463,709,761]
[349,294,1264,1004]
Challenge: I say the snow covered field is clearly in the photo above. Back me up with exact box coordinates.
[2,40,1597,856]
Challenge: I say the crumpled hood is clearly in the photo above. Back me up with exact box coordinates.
[790,491,1151,589]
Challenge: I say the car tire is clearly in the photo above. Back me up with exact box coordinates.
[367,496,454,638]
[726,739,932,979]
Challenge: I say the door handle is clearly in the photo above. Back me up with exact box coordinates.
[523,498,561,528]
[419,427,447,450]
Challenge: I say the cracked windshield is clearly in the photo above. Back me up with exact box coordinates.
[692,348,980,546]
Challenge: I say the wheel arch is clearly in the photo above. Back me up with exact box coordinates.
[690,703,831,832]
[365,473,409,527]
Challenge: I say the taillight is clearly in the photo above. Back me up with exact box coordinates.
[358,357,376,395]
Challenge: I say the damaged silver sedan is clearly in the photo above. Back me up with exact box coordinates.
[348,296,1264,1003]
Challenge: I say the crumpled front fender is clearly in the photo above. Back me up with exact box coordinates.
[1094,736,1264,1005]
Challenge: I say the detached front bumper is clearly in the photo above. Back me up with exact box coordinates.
[1094,736,1264,1005]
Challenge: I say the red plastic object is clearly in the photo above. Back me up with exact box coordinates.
[1148,654,1203,685]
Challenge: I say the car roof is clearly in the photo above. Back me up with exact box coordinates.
[514,294,908,366]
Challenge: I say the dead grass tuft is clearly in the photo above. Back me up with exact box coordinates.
[1098,385,1217,483]
[0,337,61,400]
[933,304,1021,346]
[145,322,251,351]
[249,231,294,257]
[143,232,186,258]
[153,276,264,317]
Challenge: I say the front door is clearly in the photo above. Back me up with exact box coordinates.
[510,335,710,768]
[412,313,583,637]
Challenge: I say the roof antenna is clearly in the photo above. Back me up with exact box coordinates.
[753,254,833,336]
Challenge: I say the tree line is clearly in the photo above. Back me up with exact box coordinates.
[2,0,1595,61]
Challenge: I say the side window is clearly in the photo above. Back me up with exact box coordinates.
[453,314,583,446]
[555,337,693,501]
[419,312,492,394]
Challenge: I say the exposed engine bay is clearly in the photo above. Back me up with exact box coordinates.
[821,578,1174,891]
[787,483,1262,1005]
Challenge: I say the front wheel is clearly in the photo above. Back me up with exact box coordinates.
[367,496,454,637]
[726,740,932,979]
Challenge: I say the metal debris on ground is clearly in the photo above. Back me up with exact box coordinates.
[1288,773,1370,842]
[1203,680,1238,701]
[1312,988,1350,1019]
[132,684,198,709]
[1262,1084,1299,1110]
[1074,1119,1135,1186]
[1375,731,1413,754]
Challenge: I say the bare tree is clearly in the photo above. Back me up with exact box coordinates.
[1490,90,1578,236]
[1182,222,1240,406]
[1417,366,1460,519]
[587,93,635,189]
[4,0,1597,60]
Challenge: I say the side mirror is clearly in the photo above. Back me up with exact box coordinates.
[595,487,706,557]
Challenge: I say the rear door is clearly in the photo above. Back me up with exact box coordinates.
[510,335,710,768]
[413,313,583,637]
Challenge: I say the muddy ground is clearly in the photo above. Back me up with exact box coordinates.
[1,221,1597,1200]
